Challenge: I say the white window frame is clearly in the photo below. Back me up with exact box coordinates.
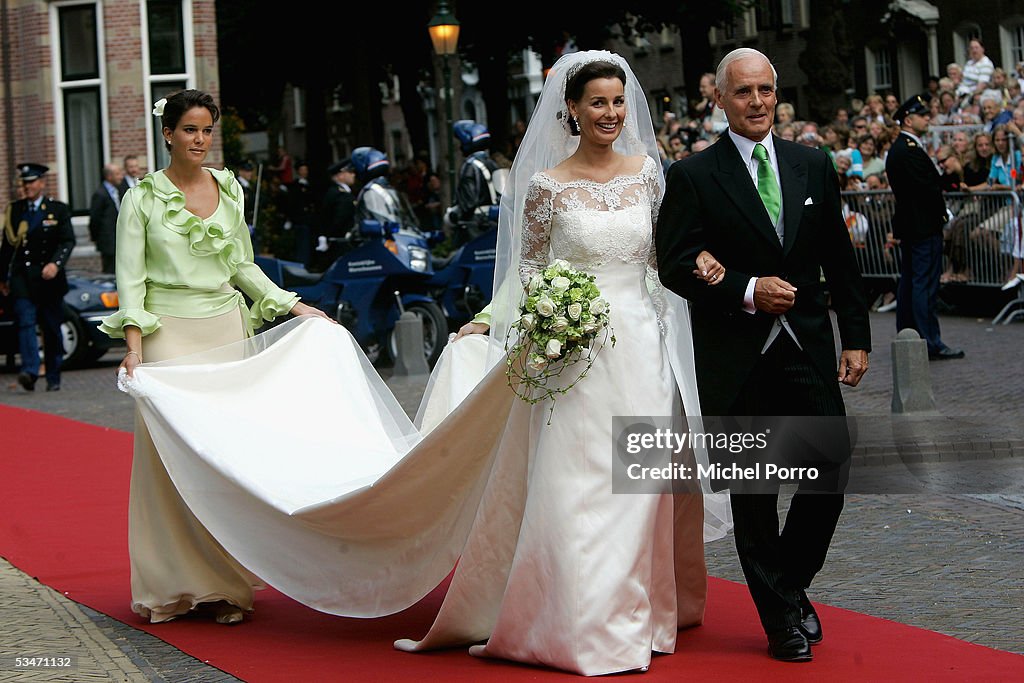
[141,0,195,171]
[865,47,893,92]
[780,0,796,27]
[999,20,1024,74]
[798,0,810,29]
[50,0,108,215]
[743,8,757,37]
[953,22,982,64]
[292,86,306,129]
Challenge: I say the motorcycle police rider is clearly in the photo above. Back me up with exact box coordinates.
[352,147,406,227]
[447,120,506,246]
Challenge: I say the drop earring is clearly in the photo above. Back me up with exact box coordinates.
[572,115,580,133]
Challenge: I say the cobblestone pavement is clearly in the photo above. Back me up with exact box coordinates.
[1,310,1021,681]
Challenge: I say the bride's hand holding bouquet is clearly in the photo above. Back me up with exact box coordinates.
[506,259,613,421]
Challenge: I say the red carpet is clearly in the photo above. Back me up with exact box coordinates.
[1,404,1021,682]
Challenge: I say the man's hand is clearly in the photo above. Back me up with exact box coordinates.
[453,321,489,341]
[838,349,869,387]
[753,276,797,314]
[0,281,8,296]
[41,263,58,280]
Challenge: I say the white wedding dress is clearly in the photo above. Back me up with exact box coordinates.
[122,156,721,676]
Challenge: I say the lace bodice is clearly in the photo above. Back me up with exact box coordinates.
[519,156,661,283]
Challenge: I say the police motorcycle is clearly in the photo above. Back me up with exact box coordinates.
[254,147,447,367]
[428,120,506,328]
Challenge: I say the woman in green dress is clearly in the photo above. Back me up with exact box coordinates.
[101,89,331,625]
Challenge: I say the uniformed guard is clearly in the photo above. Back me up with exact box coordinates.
[0,163,75,390]
[448,120,506,247]
[286,160,319,263]
[312,158,357,270]
[885,94,965,360]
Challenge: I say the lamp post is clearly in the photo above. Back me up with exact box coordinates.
[428,1,460,204]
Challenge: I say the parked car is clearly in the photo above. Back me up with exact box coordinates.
[0,270,123,370]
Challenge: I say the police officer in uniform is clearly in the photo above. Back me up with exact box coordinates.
[286,160,319,262]
[0,163,75,390]
[885,94,965,360]
[448,120,505,246]
[313,158,356,270]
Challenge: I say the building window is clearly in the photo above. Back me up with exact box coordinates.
[758,0,803,30]
[873,48,893,91]
[147,0,185,75]
[151,80,186,171]
[723,17,738,41]
[658,26,675,49]
[756,0,777,30]
[780,0,796,27]
[55,2,103,215]
[58,5,99,80]
[144,0,192,171]
[1000,21,1024,71]
[292,87,306,129]
[798,0,811,29]
[953,22,982,64]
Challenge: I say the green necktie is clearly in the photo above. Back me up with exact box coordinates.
[752,143,781,229]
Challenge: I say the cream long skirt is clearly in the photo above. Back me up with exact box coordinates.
[129,307,260,623]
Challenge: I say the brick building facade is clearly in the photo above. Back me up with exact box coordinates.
[1,0,221,245]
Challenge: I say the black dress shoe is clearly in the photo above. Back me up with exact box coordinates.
[929,347,965,360]
[797,592,823,645]
[17,372,37,391]
[45,383,61,392]
[767,626,812,662]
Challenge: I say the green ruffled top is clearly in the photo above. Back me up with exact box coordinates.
[100,168,299,339]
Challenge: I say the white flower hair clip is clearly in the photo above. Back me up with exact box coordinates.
[152,98,167,117]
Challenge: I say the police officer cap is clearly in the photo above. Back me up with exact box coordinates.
[895,93,931,123]
[16,163,49,182]
[238,161,254,171]
[328,158,354,175]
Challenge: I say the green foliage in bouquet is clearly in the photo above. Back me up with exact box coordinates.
[506,259,615,423]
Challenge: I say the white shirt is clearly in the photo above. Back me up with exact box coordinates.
[103,180,120,210]
[959,56,994,96]
[728,129,801,353]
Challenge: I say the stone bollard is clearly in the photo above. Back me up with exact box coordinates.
[891,328,938,414]
[391,311,430,377]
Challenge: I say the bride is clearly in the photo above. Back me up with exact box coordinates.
[122,50,729,676]
[400,51,728,674]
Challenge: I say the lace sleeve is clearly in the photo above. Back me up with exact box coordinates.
[643,158,667,332]
[519,175,553,285]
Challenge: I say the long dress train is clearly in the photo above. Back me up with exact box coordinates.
[121,157,719,675]
[397,156,706,674]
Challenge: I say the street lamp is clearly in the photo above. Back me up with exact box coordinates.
[428,0,460,203]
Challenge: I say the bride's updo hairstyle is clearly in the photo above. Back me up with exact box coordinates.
[564,60,627,136]
[159,89,221,150]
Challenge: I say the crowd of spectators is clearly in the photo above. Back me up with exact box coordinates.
[657,38,1024,294]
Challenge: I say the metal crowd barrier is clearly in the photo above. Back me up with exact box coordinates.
[925,124,984,151]
[841,189,1021,288]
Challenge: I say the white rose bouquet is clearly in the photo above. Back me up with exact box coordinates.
[506,259,614,422]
